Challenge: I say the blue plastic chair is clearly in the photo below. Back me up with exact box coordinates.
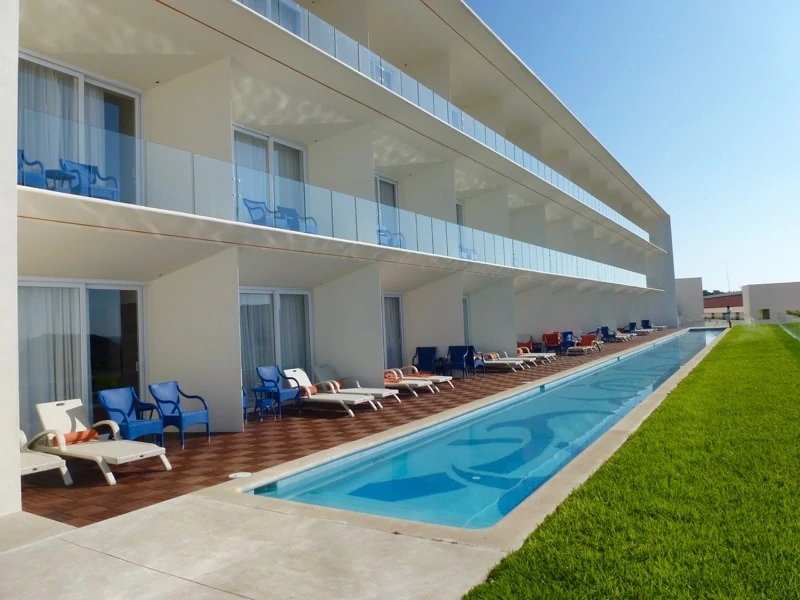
[59,159,120,201]
[252,366,301,419]
[600,326,623,342]
[148,381,211,449]
[97,387,164,445]
[560,331,576,354]
[17,149,47,189]
[413,347,438,373]
[377,226,406,248]
[242,197,289,229]
[446,345,486,378]
[642,319,652,330]
[276,206,318,234]
[628,322,639,334]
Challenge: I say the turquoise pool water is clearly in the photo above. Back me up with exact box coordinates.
[253,329,721,528]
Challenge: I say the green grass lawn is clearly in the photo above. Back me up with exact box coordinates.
[466,326,800,599]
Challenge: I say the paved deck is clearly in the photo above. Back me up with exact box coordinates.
[22,330,674,527]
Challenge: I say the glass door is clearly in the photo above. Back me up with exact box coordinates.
[278,293,311,372]
[87,288,141,419]
[462,296,471,345]
[375,176,399,235]
[273,141,306,226]
[234,129,271,225]
[239,292,276,394]
[84,82,139,204]
[382,295,404,369]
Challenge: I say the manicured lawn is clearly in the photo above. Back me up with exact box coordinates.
[467,326,800,599]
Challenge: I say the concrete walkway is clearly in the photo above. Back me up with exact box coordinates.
[0,497,503,599]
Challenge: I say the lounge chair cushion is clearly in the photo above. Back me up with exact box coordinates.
[301,385,318,397]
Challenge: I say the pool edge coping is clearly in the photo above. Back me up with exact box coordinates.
[194,327,729,552]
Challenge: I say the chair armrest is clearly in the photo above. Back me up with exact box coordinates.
[178,390,209,411]
[96,173,118,187]
[300,385,315,398]
[285,376,301,390]
[317,381,338,393]
[24,158,45,172]
[92,420,122,440]
[27,429,65,450]
[103,405,130,425]
[301,215,318,226]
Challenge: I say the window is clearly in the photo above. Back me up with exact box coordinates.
[456,203,465,226]
[759,309,771,320]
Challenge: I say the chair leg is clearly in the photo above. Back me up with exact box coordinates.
[94,459,116,485]
[59,465,73,486]
[180,429,185,450]
[446,380,455,389]
[159,454,172,471]
[206,422,211,442]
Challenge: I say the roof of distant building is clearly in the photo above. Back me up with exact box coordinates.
[704,292,743,309]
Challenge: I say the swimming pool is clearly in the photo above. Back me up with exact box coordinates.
[253,329,721,529]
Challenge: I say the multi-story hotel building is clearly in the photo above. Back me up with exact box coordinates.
[0,0,676,514]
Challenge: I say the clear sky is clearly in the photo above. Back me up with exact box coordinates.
[466,0,800,292]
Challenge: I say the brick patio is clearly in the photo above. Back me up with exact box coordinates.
[21,330,675,527]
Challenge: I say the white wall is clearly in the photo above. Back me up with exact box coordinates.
[403,53,451,100]
[515,284,551,341]
[308,124,375,201]
[403,274,464,364]
[399,162,456,222]
[742,282,800,321]
[313,265,385,387]
[147,248,243,432]
[676,277,704,325]
[646,216,678,327]
[0,0,20,516]
[463,188,509,237]
[509,205,546,246]
[144,59,234,221]
[469,279,516,355]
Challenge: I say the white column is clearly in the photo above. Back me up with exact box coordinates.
[313,265,384,387]
[645,216,678,326]
[144,59,235,220]
[308,124,375,201]
[403,274,464,365]
[0,0,20,516]
[469,280,516,355]
[515,283,551,341]
[399,161,456,222]
[147,248,244,432]
[463,188,509,237]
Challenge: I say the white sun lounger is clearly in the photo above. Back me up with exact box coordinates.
[33,399,171,486]
[312,365,402,403]
[285,368,379,417]
[383,371,437,396]
[515,349,557,363]
[397,366,455,389]
[481,353,528,372]
[20,430,72,485]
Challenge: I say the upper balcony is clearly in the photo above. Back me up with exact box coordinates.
[16,109,650,290]
[233,0,655,246]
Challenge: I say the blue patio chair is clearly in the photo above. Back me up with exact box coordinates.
[242,197,289,229]
[377,226,406,249]
[276,206,318,234]
[252,365,301,419]
[460,246,479,260]
[560,331,576,354]
[17,149,47,189]
[148,381,211,449]
[97,387,164,446]
[642,319,652,330]
[446,345,486,378]
[412,347,438,373]
[59,159,120,201]
[628,322,639,334]
[600,326,623,342]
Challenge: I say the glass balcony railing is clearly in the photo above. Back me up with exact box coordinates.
[237,0,652,243]
[16,109,649,288]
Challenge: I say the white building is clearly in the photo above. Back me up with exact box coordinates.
[1,0,677,515]
[742,282,800,322]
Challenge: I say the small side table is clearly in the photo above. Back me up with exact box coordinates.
[45,169,76,192]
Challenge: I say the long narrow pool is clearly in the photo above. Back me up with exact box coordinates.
[253,329,721,529]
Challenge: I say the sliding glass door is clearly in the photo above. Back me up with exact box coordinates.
[239,290,312,392]
[382,295,404,369]
[234,129,271,225]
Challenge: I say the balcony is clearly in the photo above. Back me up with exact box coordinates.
[16,109,648,289]
[235,0,652,244]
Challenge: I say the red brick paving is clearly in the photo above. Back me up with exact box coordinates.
[21,330,675,526]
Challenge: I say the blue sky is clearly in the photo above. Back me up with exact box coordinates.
[466,0,800,292]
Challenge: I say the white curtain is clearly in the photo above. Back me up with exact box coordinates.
[18,287,83,436]
[234,130,271,220]
[239,293,276,395]
[273,142,305,213]
[383,296,403,369]
[279,294,310,372]
[84,83,107,175]
[17,59,78,172]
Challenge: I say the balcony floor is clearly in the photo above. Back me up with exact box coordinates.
[22,329,676,527]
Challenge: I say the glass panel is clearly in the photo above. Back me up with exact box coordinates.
[462,297,470,345]
[418,84,434,114]
[416,214,433,254]
[88,289,140,419]
[432,218,448,256]
[448,104,463,130]
[397,207,417,251]
[484,233,496,264]
[18,286,83,436]
[380,59,402,94]
[279,293,311,372]
[504,238,514,267]
[433,93,448,121]
[334,30,359,70]
[472,229,486,262]
[446,221,460,257]
[234,130,271,225]
[382,296,403,369]
[331,191,357,240]
[355,196,378,244]
[305,182,333,237]
[308,12,335,54]
[462,113,475,139]
[273,145,307,231]
[239,292,275,397]
[474,121,486,145]
[277,0,308,39]
[400,72,418,105]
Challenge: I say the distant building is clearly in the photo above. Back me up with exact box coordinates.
[704,292,743,321]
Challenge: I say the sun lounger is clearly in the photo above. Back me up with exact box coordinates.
[481,352,527,372]
[566,334,601,355]
[33,399,171,485]
[397,365,455,389]
[517,348,557,363]
[20,430,72,485]
[312,364,402,403]
[384,370,437,396]
[284,368,379,417]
